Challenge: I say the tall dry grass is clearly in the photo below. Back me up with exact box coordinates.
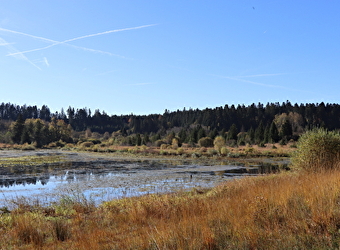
[2,169,340,249]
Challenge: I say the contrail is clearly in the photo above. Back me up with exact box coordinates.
[7,42,127,58]
[63,24,157,43]
[220,75,283,88]
[213,74,313,93]
[0,42,15,46]
[0,37,41,70]
[1,24,157,57]
[0,27,55,43]
[44,57,49,67]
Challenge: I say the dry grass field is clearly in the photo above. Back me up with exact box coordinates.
[1,168,340,249]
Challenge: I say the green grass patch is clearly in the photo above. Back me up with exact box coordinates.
[0,155,64,167]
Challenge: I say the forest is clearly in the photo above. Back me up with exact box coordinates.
[0,100,339,148]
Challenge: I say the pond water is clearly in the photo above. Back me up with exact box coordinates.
[0,151,287,207]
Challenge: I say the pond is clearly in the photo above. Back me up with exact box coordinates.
[0,150,288,207]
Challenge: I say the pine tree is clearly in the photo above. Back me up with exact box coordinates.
[34,119,44,148]
[135,133,142,146]
[21,127,31,144]
[11,114,25,144]
[197,127,206,140]
[263,124,270,143]
[189,128,198,143]
[280,119,293,140]
[178,128,187,143]
[208,128,218,140]
[227,123,238,141]
[254,121,264,144]
[269,121,280,143]
[248,127,255,144]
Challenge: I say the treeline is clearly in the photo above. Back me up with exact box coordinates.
[0,101,339,147]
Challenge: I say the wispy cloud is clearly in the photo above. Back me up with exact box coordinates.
[217,75,283,88]
[0,42,15,46]
[1,24,157,58]
[212,74,313,94]
[0,37,41,70]
[44,57,49,67]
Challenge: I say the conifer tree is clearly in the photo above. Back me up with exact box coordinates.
[34,119,44,148]
[197,127,206,140]
[248,127,255,144]
[178,128,187,143]
[11,114,25,144]
[280,119,293,140]
[254,121,264,144]
[135,133,142,146]
[269,121,280,143]
[208,128,218,140]
[263,124,270,143]
[227,123,238,141]
[21,127,31,144]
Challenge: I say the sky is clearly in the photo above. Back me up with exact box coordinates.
[0,1,339,116]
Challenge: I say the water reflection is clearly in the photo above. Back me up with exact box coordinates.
[0,160,287,206]
[0,175,51,188]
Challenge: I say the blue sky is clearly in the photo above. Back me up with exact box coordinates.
[0,1,339,115]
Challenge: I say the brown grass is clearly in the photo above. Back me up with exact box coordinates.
[2,168,340,249]
[71,142,295,159]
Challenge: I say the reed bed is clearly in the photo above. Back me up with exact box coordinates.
[1,168,340,249]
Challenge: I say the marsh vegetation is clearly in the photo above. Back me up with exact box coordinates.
[0,128,339,249]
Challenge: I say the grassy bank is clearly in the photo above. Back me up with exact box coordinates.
[1,168,340,249]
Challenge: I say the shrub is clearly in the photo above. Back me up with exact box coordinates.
[56,140,66,147]
[128,147,139,154]
[171,138,179,149]
[176,147,184,155]
[291,128,340,171]
[155,140,166,147]
[220,146,229,156]
[88,139,101,144]
[64,143,75,149]
[207,148,218,156]
[191,152,201,158]
[47,142,57,148]
[245,146,254,155]
[199,147,207,153]
[213,136,225,153]
[80,141,94,148]
[21,143,36,151]
[159,150,167,155]
[198,137,214,147]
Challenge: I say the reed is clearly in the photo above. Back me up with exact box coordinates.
[2,169,340,249]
